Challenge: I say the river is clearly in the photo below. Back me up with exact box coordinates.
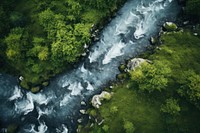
[0,0,180,132]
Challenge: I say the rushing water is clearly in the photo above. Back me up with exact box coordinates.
[0,0,180,132]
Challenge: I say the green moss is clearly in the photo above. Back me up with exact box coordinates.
[31,86,40,93]
[20,80,30,89]
[119,64,126,72]
[42,81,49,87]
[163,22,177,32]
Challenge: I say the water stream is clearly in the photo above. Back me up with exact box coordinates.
[0,0,180,132]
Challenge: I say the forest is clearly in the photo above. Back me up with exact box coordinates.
[0,0,125,91]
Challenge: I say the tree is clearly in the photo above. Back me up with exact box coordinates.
[130,61,171,92]
[123,120,135,133]
[160,98,181,115]
[177,70,200,109]
[5,27,24,61]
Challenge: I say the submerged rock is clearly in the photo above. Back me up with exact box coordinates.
[150,37,157,45]
[91,91,112,108]
[163,22,177,32]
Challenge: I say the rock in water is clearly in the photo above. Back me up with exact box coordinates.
[163,22,177,32]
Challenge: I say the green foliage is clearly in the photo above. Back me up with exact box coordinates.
[160,98,181,115]
[110,106,118,114]
[102,124,109,132]
[186,0,200,20]
[130,61,171,92]
[123,120,135,133]
[178,70,200,109]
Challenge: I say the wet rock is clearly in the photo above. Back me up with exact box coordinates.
[125,58,148,72]
[81,101,86,106]
[91,91,112,108]
[81,53,87,56]
[94,37,100,42]
[150,37,157,45]
[42,81,49,87]
[19,76,24,81]
[119,64,126,72]
[80,109,87,114]
[31,86,40,93]
[163,22,177,32]
[77,118,83,123]
[183,21,189,25]
[98,119,105,126]
[84,44,88,49]
[193,33,198,36]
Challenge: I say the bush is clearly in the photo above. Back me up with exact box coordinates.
[123,120,135,133]
[160,98,181,115]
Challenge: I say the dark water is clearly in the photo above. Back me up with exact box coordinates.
[0,0,180,132]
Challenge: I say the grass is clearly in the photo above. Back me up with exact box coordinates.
[99,82,165,133]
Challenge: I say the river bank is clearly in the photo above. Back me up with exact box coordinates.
[78,11,200,133]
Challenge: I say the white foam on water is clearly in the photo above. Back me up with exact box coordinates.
[60,94,71,107]
[37,107,53,119]
[14,93,34,115]
[67,82,84,96]
[56,124,68,133]
[25,122,48,133]
[9,86,23,101]
[102,40,125,64]
[61,124,68,133]
[86,81,94,91]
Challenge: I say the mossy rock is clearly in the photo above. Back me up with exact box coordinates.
[119,64,126,72]
[117,73,128,80]
[20,80,30,90]
[89,109,97,117]
[31,86,40,93]
[42,81,49,87]
[163,22,177,32]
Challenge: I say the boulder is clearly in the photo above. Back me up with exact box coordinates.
[77,118,83,123]
[31,86,40,93]
[79,109,87,114]
[163,22,177,32]
[193,33,198,36]
[125,58,148,72]
[150,37,157,45]
[91,91,112,108]
[81,101,86,106]
[42,81,49,87]
[19,76,24,81]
